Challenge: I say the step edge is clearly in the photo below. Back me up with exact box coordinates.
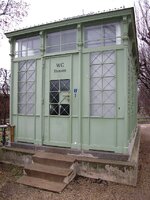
[33,152,75,162]
[17,176,67,193]
[25,163,73,177]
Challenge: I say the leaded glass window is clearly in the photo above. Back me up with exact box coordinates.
[84,23,121,48]
[18,60,36,115]
[15,36,40,58]
[49,79,70,115]
[90,51,116,117]
[46,29,77,53]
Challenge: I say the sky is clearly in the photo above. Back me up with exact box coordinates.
[0,0,135,70]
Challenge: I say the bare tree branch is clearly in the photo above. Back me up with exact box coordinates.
[136,0,150,115]
[0,0,29,37]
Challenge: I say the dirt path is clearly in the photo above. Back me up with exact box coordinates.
[0,125,150,200]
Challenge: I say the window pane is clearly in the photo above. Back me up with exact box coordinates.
[84,26,101,48]
[15,36,40,58]
[60,79,70,91]
[90,104,102,117]
[104,24,116,46]
[61,29,76,51]
[90,91,102,104]
[90,52,102,64]
[18,82,26,92]
[46,29,76,53]
[50,104,59,115]
[103,91,115,104]
[46,46,60,53]
[33,37,40,49]
[18,104,26,114]
[27,93,35,104]
[103,64,115,77]
[61,43,76,51]
[90,77,102,90]
[103,104,116,118]
[84,23,121,48]
[103,77,115,90]
[26,104,35,115]
[90,51,116,118]
[103,51,115,63]
[50,92,59,103]
[18,93,26,104]
[27,82,35,92]
[18,61,26,71]
[27,60,36,70]
[50,80,59,91]
[60,104,70,115]
[18,60,36,115]
[90,65,102,78]
[47,32,60,46]
[18,71,26,81]
[61,30,76,44]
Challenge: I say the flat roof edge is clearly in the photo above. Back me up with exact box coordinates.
[5,7,134,38]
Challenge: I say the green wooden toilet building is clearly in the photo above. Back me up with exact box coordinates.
[6,7,138,158]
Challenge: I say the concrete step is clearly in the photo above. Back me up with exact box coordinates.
[17,176,67,193]
[25,163,73,182]
[33,151,75,168]
[17,151,77,192]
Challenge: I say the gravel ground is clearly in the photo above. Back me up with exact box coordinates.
[0,124,150,200]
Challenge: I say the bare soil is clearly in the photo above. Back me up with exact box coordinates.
[0,124,150,200]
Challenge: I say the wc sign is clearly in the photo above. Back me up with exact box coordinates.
[54,62,66,73]
[56,63,64,68]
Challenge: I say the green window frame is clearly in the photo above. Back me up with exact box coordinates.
[15,36,40,58]
[46,29,77,53]
[90,50,116,118]
[18,60,36,115]
[84,23,121,48]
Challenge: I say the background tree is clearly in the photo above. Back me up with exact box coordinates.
[0,0,29,124]
[0,0,29,37]
[0,68,10,124]
[136,0,150,116]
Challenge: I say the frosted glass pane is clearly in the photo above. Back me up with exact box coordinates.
[103,104,116,117]
[18,93,26,104]
[103,77,115,90]
[18,72,26,81]
[27,82,35,92]
[90,77,102,90]
[103,51,115,63]
[18,62,26,71]
[103,91,115,104]
[103,64,115,76]
[27,93,35,103]
[18,82,26,92]
[26,104,35,115]
[90,91,102,104]
[18,104,26,114]
[90,65,102,78]
[90,104,102,117]
[27,60,35,70]
[91,53,102,64]
[27,71,35,81]
[18,60,36,115]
